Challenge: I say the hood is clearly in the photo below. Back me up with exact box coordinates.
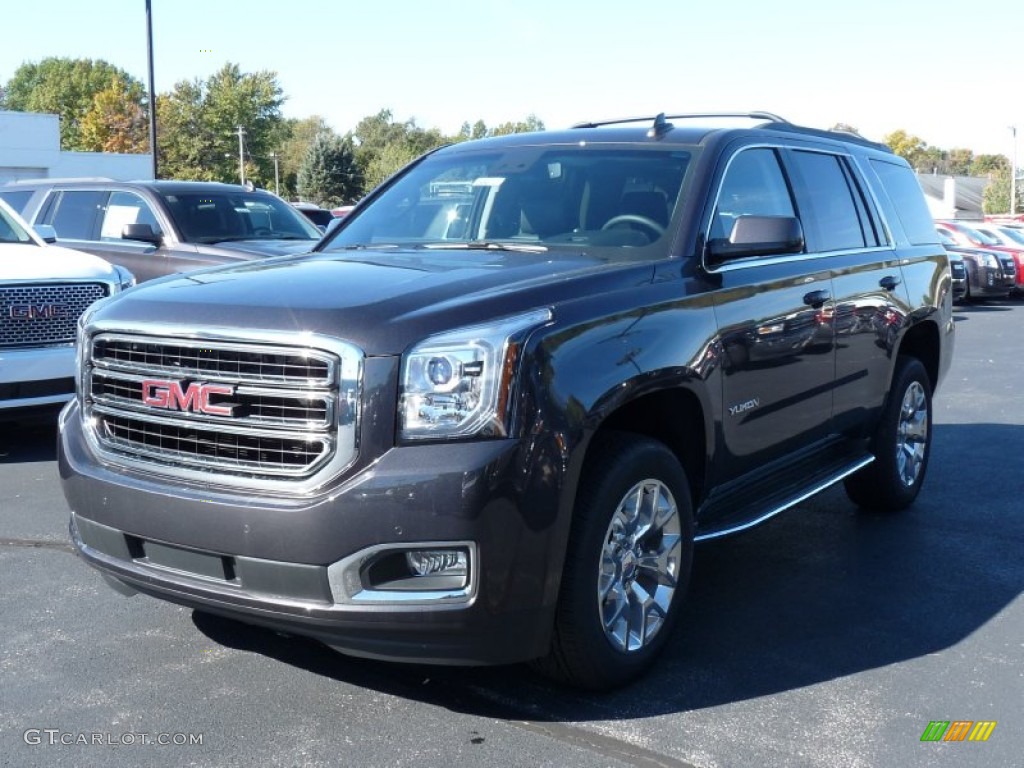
[0,242,118,281]
[92,248,646,355]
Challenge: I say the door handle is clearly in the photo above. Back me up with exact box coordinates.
[879,275,901,291]
[802,290,831,308]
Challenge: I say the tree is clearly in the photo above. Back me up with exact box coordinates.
[297,132,362,207]
[946,148,974,177]
[350,109,448,193]
[79,75,149,153]
[971,154,1009,176]
[982,167,1022,215]
[2,57,146,150]
[273,116,333,198]
[883,129,929,170]
[490,114,545,136]
[157,63,284,183]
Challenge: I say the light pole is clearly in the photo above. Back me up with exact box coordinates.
[236,125,246,186]
[145,0,158,178]
[1011,126,1018,218]
[269,152,280,196]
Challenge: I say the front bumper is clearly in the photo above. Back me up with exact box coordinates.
[0,344,75,411]
[60,401,564,665]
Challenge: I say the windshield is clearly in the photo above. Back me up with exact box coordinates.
[0,200,35,245]
[959,223,999,246]
[322,145,693,258]
[159,191,322,244]
[996,226,1024,246]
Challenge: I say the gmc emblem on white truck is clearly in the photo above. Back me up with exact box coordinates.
[9,302,72,319]
[141,379,235,417]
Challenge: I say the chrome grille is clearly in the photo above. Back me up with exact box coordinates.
[1,283,108,348]
[85,333,360,481]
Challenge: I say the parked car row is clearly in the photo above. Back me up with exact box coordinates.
[936,219,1021,301]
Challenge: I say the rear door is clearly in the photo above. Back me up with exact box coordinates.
[707,145,836,480]
[783,148,912,436]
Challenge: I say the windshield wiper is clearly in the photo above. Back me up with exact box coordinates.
[421,241,548,253]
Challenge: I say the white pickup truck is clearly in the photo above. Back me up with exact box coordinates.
[1,198,133,419]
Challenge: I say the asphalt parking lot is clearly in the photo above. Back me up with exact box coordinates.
[1,299,1021,768]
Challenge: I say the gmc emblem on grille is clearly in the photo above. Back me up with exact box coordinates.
[142,379,235,416]
[9,302,72,320]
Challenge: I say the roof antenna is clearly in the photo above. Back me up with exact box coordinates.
[647,113,674,139]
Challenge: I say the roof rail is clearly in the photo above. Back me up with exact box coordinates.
[570,111,790,129]
[3,176,115,185]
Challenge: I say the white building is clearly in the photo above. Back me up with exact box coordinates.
[0,110,152,183]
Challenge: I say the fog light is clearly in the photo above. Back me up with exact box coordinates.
[406,549,467,577]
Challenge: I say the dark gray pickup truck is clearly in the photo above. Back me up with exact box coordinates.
[59,113,954,689]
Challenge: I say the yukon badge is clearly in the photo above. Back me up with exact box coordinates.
[728,398,760,417]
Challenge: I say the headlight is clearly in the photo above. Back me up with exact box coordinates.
[399,309,552,441]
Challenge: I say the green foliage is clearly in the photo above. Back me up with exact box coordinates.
[273,116,333,198]
[350,109,449,192]
[2,57,145,150]
[297,132,362,207]
[971,154,1009,176]
[156,63,284,183]
[982,167,1023,215]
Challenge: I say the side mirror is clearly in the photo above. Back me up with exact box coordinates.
[34,224,58,244]
[122,222,162,245]
[707,215,804,262]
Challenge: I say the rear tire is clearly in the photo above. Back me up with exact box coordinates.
[844,356,932,511]
[536,433,694,690]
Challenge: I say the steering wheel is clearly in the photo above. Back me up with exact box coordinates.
[601,214,665,239]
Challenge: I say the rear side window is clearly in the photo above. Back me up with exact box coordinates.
[869,160,938,246]
[789,151,867,252]
[45,190,107,240]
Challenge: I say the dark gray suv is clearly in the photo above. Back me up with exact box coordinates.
[1,180,323,283]
[59,113,955,689]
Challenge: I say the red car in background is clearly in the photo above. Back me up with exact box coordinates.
[935,220,1019,296]
[972,223,1024,296]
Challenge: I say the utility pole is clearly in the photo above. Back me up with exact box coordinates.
[236,125,246,186]
[145,0,158,178]
[270,152,280,196]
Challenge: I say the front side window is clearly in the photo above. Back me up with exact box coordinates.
[323,146,692,259]
[46,190,107,240]
[101,191,162,241]
[0,202,34,244]
[710,148,796,243]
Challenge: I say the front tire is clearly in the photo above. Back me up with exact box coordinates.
[844,356,932,511]
[538,433,694,690]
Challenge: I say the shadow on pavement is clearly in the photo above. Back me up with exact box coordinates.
[0,417,58,464]
[192,421,1023,723]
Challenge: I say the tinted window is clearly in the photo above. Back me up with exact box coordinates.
[0,189,32,213]
[790,151,865,252]
[101,191,162,240]
[46,190,107,240]
[159,191,321,243]
[870,160,938,246]
[711,148,795,242]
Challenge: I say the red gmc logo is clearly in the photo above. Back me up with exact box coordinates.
[141,379,235,416]
[9,303,71,320]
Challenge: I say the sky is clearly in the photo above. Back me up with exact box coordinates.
[1,0,1021,158]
